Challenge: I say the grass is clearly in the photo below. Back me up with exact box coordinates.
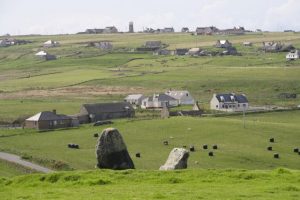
[0,160,37,177]
[0,168,299,199]
[0,111,299,171]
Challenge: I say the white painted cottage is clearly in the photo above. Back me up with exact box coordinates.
[124,94,145,106]
[141,93,179,109]
[210,93,249,112]
[43,40,60,48]
[286,50,300,61]
[165,90,195,105]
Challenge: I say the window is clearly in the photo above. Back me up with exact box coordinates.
[216,105,218,108]
[186,93,189,96]
[243,104,246,107]
[222,105,224,108]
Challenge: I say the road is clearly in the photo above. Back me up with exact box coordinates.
[0,152,54,173]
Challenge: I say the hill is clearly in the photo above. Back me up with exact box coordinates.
[1,168,299,200]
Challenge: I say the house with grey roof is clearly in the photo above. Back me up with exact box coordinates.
[78,102,134,123]
[210,93,249,112]
[181,27,189,33]
[195,26,219,35]
[124,94,146,107]
[165,90,195,105]
[141,94,179,109]
[103,26,118,33]
[25,110,75,130]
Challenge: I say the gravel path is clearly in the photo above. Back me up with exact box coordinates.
[0,152,54,173]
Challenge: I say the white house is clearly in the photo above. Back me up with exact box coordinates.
[35,51,56,61]
[124,94,145,106]
[43,40,60,48]
[141,94,179,109]
[165,90,195,105]
[286,50,300,61]
[210,93,249,112]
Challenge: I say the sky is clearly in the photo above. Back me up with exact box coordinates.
[1,0,300,35]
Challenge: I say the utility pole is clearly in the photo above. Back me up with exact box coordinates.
[243,107,246,128]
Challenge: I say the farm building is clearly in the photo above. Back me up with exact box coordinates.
[162,27,175,33]
[210,93,249,112]
[215,40,232,48]
[25,110,76,130]
[195,26,218,35]
[175,48,189,55]
[35,51,56,61]
[103,26,118,33]
[78,102,134,123]
[217,27,245,35]
[43,40,59,48]
[124,94,145,106]
[141,94,179,109]
[222,46,238,55]
[165,90,195,105]
[137,41,162,51]
[85,29,104,34]
[286,50,300,60]
[262,42,282,52]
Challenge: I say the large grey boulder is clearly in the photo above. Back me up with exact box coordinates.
[159,148,189,170]
[96,128,134,170]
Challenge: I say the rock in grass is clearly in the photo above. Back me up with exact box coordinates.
[159,148,189,170]
[96,128,134,170]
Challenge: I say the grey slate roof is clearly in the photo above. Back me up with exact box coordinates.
[26,111,71,121]
[216,93,248,103]
[81,102,134,114]
[148,94,176,101]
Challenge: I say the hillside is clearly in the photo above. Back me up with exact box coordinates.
[1,169,299,200]
[0,32,300,123]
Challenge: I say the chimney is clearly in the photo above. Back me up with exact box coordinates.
[52,109,56,114]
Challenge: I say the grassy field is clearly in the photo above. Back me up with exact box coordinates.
[0,160,36,177]
[0,111,299,171]
[0,32,300,122]
[0,168,299,200]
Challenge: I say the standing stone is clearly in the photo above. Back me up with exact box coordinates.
[96,128,134,170]
[159,148,189,170]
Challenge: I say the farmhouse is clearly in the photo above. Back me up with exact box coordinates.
[124,94,145,106]
[141,94,179,109]
[210,93,249,112]
[153,49,172,56]
[286,50,300,60]
[217,27,245,35]
[262,42,281,52]
[103,26,118,33]
[35,51,56,61]
[78,102,134,123]
[195,26,218,35]
[85,29,104,34]
[165,90,195,105]
[215,40,232,48]
[43,40,59,48]
[162,27,175,33]
[25,110,75,130]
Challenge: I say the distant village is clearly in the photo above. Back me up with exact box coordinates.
[1,22,299,131]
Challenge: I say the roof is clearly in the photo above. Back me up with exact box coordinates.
[166,90,190,99]
[81,102,134,114]
[188,48,200,52]
[215,93,248,103]
[35,51,47,56]
[125,94,144,100]
[148,93,176,102]
[220,40,229,44]
[26,111,71,121]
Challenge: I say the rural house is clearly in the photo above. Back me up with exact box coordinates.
[85,28,104,34]
[187,48,201,56]
[165,90,195,105]
[77,102,134,123]
[175,48,189,55]
[195,26,218,35]
[262,42,284,52]
[43,40,60,48]
[153,49,172,56]
[124,94,145,107]
[25,110,76,130]
[286,50,300,61]
[243,42,252,46]
[210,93,249,112]
[215,40,232,48]
[35,51,56,61]
[90,41,113,50]
[162,27,175,33]
[217,27,245,35]
[141,94,179,109]
[103,26,118,33]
